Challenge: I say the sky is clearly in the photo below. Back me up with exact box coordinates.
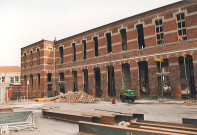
[0,0,181,66]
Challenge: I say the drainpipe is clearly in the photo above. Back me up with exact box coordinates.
[109,52,112,97]
[54,39,56,96]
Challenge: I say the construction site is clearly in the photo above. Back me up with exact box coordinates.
[0,94,197,135]
[1,0,197,135]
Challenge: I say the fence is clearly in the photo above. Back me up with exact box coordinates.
[0,111,36,131]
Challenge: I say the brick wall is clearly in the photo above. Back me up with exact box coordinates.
[21,1,197,99]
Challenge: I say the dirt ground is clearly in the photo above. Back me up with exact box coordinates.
[1,99,197,135]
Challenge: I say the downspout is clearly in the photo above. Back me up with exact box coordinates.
[54,38,56,96]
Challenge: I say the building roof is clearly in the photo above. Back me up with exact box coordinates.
[0,66,21,73]
[56,0,192,44]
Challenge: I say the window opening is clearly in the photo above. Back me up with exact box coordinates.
[155,19,164,44]
[177,13,187,41]
[37,48,40,65]
[82,40,86,59]
[59,46,63,63]
[30,51,33,67]
[106,33,112,53]
[93,37,98,56]
[136,24,145,49]
[72,43,76,61]
[120,29,127,50]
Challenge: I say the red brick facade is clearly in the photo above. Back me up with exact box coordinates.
[21,1,197,99]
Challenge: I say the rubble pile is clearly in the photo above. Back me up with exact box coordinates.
[59,90,97,103]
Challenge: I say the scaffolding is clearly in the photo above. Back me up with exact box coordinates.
[155,58,171,99]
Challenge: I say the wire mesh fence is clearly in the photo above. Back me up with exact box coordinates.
[0,111,36,132]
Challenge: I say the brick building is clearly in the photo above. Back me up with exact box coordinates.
[0,66,21,102]
[21,1,197,99]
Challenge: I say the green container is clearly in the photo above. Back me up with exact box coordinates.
[120,89,136,102]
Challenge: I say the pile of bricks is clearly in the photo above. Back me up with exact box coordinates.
[60,90,96,103]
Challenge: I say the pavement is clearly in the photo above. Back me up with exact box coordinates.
[0,99,197,135]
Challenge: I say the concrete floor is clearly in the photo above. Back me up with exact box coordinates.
[2,100,197,135]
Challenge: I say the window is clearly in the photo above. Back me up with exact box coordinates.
[120,29,127,50]
[37,74,40,90]
[47,73,52,82]
[136,24,145,49]
[93,37,98,56]
[155,19,164,44]
[2,77,5,82]
[176,13,187,41]
[59,46,63,63]
[37,48,40,65]
[30,51,33,67]
[24,53,26,68]
[106,33,112,53]
[15,76,19,82]
[72,43,76,61]
[10,77,14,83]
[30,74,33,90]
[24,75,27,90]
[59,73,64,81]
[82,40,86,59]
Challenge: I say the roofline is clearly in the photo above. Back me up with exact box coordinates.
[21,39,53,50]
[55,0,187,44]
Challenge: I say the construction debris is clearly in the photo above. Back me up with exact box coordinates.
[59,90,97,103]
[118,121,130,126]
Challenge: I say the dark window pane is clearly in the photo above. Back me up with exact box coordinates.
[156,27,160,33]
[177,14,180,21]
[158,41,161,44]
[183,29,186,35]
[159,19,162,25]
[157,34,160,39]
[178,22,182,28]
[160,27,163,32]
[183,36,187,40]
[161,33,164,39]
[181,13,185,20]
[155,20,159,26]
[178,30,182,36]
[182,21,186,27]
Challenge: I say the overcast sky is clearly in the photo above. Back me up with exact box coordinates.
[0,0,180,67]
